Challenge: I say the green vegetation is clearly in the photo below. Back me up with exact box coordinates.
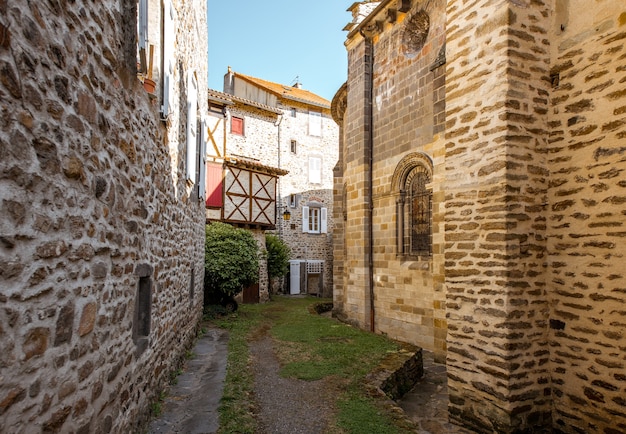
[150,390,167,417]
[265,234,291,279]
[214,309,258,434]
[213,296,417,434]
[204,222,259,297]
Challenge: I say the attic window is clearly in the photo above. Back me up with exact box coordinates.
[290,107,297,117]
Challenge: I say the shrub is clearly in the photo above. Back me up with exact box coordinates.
[265,234,291,279]
[204,222,259,297]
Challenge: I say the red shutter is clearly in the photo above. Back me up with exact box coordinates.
[205,163,223,208]
[231,117,243,135]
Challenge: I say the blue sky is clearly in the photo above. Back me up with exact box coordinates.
[207,0,354,102]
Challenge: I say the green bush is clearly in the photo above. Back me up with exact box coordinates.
[265,234,290,279]
[205,222,259,297]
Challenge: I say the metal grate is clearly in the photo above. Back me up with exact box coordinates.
[307,260,323,274]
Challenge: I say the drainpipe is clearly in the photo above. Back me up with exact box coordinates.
[360,28,375,333]
[275,114,283,238]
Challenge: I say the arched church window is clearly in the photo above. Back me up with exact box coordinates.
[408,166,432,255]
[393,153,433,257]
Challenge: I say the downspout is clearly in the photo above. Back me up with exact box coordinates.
[360,28,375,333]
[275,114,283,237]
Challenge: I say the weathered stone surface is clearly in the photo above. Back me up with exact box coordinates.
[54,303,74,346]
[36,241,68,259]
[23,327,49,360]
[42,406,71,433]
[77,302,96,336]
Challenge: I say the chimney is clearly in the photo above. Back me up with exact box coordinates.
[223,66,234,95]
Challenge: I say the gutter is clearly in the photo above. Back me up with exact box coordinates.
[276,114,283,238]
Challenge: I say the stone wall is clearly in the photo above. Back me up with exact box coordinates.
[444,0,552,431]
[547,2,626,432]
[0,0,208,432]
[337,0,448,358]
[337,32,372,328]
[225,104,280,163]
[337,0,626,432]
[276,100,338,297]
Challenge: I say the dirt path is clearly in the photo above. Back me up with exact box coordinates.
[250,335,335,434]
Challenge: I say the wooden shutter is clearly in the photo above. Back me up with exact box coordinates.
[161,0,176,117]
[231,116,244,135]
[302,206,309,233]
[309,111,322,136]
[205,163,223,208]
[321,207,327,234]
[138,0,148,51]
[186,71,198,181]
[309,157,321,184]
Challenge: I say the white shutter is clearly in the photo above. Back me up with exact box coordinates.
[138,0,148,50]
[198,119,207,199]
[309,157,321,184]
[161,0,176,117]
[302,206,309,233]
[186,71,198,181]
[309,111,322,136]
[320,207,327,234]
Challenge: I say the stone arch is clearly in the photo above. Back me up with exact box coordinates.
[391,152,433,192]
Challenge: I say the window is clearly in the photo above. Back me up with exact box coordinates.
[409,168,432,254]
[302,205,327,234]
[308,156,321,184]
[290,140,297,154]
[133,263,153,354]
[290,107,297,117]
[189,268,195,304]
[289,194,298,208]
[394,155,433,257]
[231,116,244,135]
[308,111,322,136]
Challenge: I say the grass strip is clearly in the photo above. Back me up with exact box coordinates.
[213,306,263,434]
[211,296,417,433]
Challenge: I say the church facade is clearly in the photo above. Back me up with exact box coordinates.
[333,0,626,432]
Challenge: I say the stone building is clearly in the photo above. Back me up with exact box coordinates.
[0,0,208,432]
[333,0,626,432]
[206,69,338,298]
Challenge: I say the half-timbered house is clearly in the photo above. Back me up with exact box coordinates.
[205,70,339,299]
[205,89,287,302]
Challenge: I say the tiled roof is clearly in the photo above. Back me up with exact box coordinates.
[208,88,283,115]
[224,155,289,177]
[234,72,331,109]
